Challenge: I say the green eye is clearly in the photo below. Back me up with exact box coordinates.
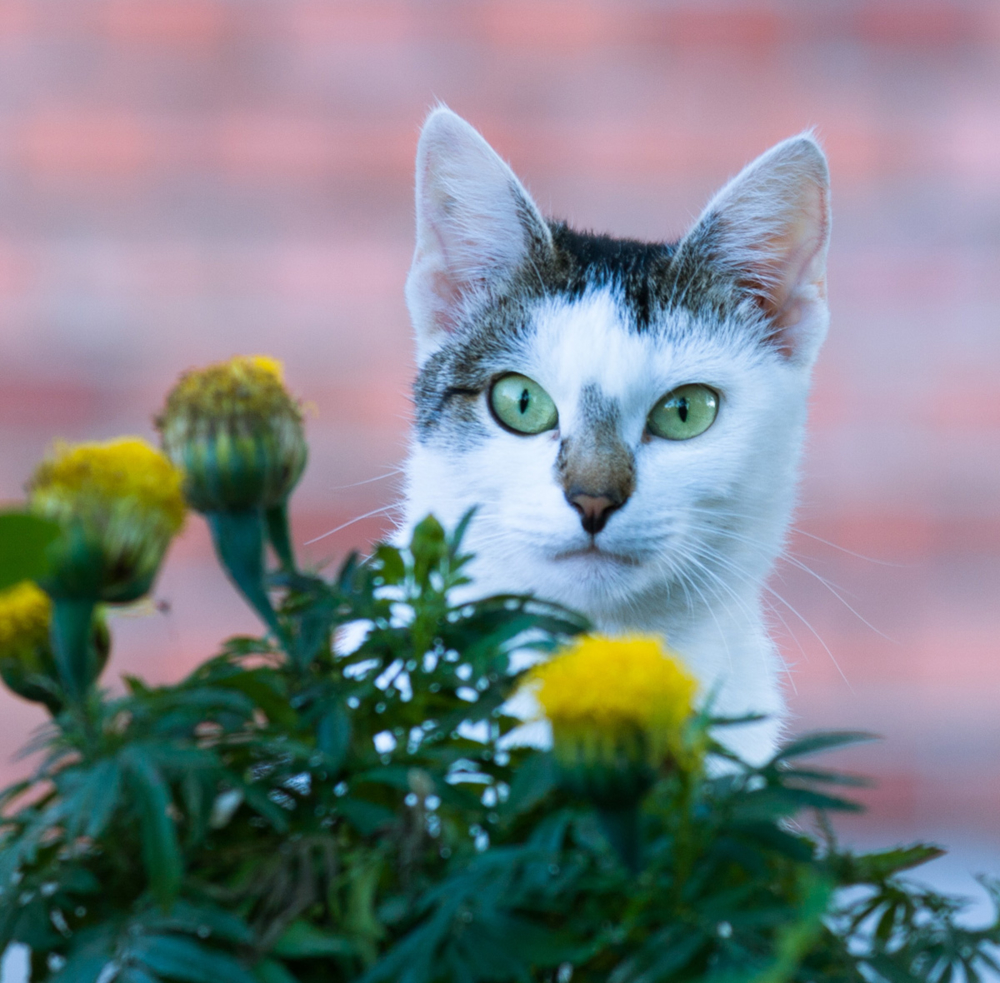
[647,384,719,440]
[489,373,558,435]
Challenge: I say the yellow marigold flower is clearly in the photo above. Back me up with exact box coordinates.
[527,635,699,804]
[0,581,58,710]
[28,438,186,603]
[156,354,307,512]
[0,581,108,711]
[0,580,111,713]
[0,581,52,658]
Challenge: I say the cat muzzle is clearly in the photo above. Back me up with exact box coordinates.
[566,490,626,536]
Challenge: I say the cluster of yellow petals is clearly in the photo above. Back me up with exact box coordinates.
[159,355,297,422]
[0,581,52,655]
[156,354,307,513]
[29,437,187,533]
[529,634,698,751]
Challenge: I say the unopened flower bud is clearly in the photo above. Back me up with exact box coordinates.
[156,355,307,513]
[28,438,186,603]
[0,582,110,711]
[526,635,699,807]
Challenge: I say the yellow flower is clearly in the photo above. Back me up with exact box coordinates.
[156,355,307,513]
[0,581,108,711]
[526,635,699,803]
[0,581,52,658]
[28,438,186,603]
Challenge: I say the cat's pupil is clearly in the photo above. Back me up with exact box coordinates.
[677,398,688,423]
[519,389,530,414]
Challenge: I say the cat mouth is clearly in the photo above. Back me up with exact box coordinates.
[552,544,642,567]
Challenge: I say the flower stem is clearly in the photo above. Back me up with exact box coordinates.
[265,502,297,574]
[597,804,642,873]
[205,510,284,642]
[50,598,96,705]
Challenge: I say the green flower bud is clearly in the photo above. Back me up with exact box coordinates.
[525,635,700,808]
[0,582,110,712]
[156,355,307,513]
[28,438,187,603]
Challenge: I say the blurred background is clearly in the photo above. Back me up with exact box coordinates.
[0,0,998,906]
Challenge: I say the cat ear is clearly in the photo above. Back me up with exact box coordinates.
[406,107,552,363]
[680,133,831,367]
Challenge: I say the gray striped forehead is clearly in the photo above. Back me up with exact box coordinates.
[577,381,621,434]
[413,221,770,443]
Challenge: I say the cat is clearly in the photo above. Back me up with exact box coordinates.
[401,107,831,765]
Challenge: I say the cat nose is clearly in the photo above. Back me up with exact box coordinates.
[566,491,624,535]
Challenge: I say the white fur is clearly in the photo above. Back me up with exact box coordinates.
[406,107,551,365]
[402,110,830,766]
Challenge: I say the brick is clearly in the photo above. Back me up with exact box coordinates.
[476,1,627,51]
[214,117,413,181]
[852,3,978,46]
[0,1,31,38]
[95,0,231,45]
[0,377,101,429]
[17,110,157,179]
[283,1,419,46]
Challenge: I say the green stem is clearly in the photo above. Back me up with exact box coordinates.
[205,510,284,641]
[265,502,297,574]
[597,805,642,874]
[672,769,697,901]
[50,598,96,705]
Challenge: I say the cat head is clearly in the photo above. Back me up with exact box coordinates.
[404,107,830,623]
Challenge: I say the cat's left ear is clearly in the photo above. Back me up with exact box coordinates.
[679,133,831,367]
[406,107,552,364]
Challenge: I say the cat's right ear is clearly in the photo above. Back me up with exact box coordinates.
[677,133,831,369]
[406,107,551,364]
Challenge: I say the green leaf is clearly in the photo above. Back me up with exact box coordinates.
[316,706,351,772]
[58,758,123,841]
[504,754,557,817]
[844,843,946,882]
[772,731,879,762]
[49,928,115,983]
[139,901,254,945]
[0,511,61,592]
[212,671,295,728]
[121,748,183,906]
[338,796,396,835]
[254,959,300,983]
[133,934,258,983]
[118,969,161,983]
[609,927,707,983]
[271,921,354,958]
[372,544,405,586]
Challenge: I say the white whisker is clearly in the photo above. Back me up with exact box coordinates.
[327,467,405,491]
[305,503,403,545]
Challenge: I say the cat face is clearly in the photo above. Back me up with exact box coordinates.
[404,109,830,625]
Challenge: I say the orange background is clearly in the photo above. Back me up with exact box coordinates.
[1,1,998,898]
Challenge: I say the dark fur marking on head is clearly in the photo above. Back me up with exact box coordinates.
[546,224,673,332]
[413,217,764,443]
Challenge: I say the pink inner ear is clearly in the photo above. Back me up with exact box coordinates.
[748,182,829,341]
[428,267,464,334]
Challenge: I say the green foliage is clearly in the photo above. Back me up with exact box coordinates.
[1,514,999,983]
[0,512,61,592]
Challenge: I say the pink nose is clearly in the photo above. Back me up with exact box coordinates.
[568,492,620,535]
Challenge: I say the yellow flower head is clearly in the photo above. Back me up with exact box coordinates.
[156,355,307,512]
[0,581,59,710]
[527,635,699,798]
[0,581,52,657]
[0,581,111,710]
[28,438,186,602]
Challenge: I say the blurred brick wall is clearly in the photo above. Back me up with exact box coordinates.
[1,1,998,857]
